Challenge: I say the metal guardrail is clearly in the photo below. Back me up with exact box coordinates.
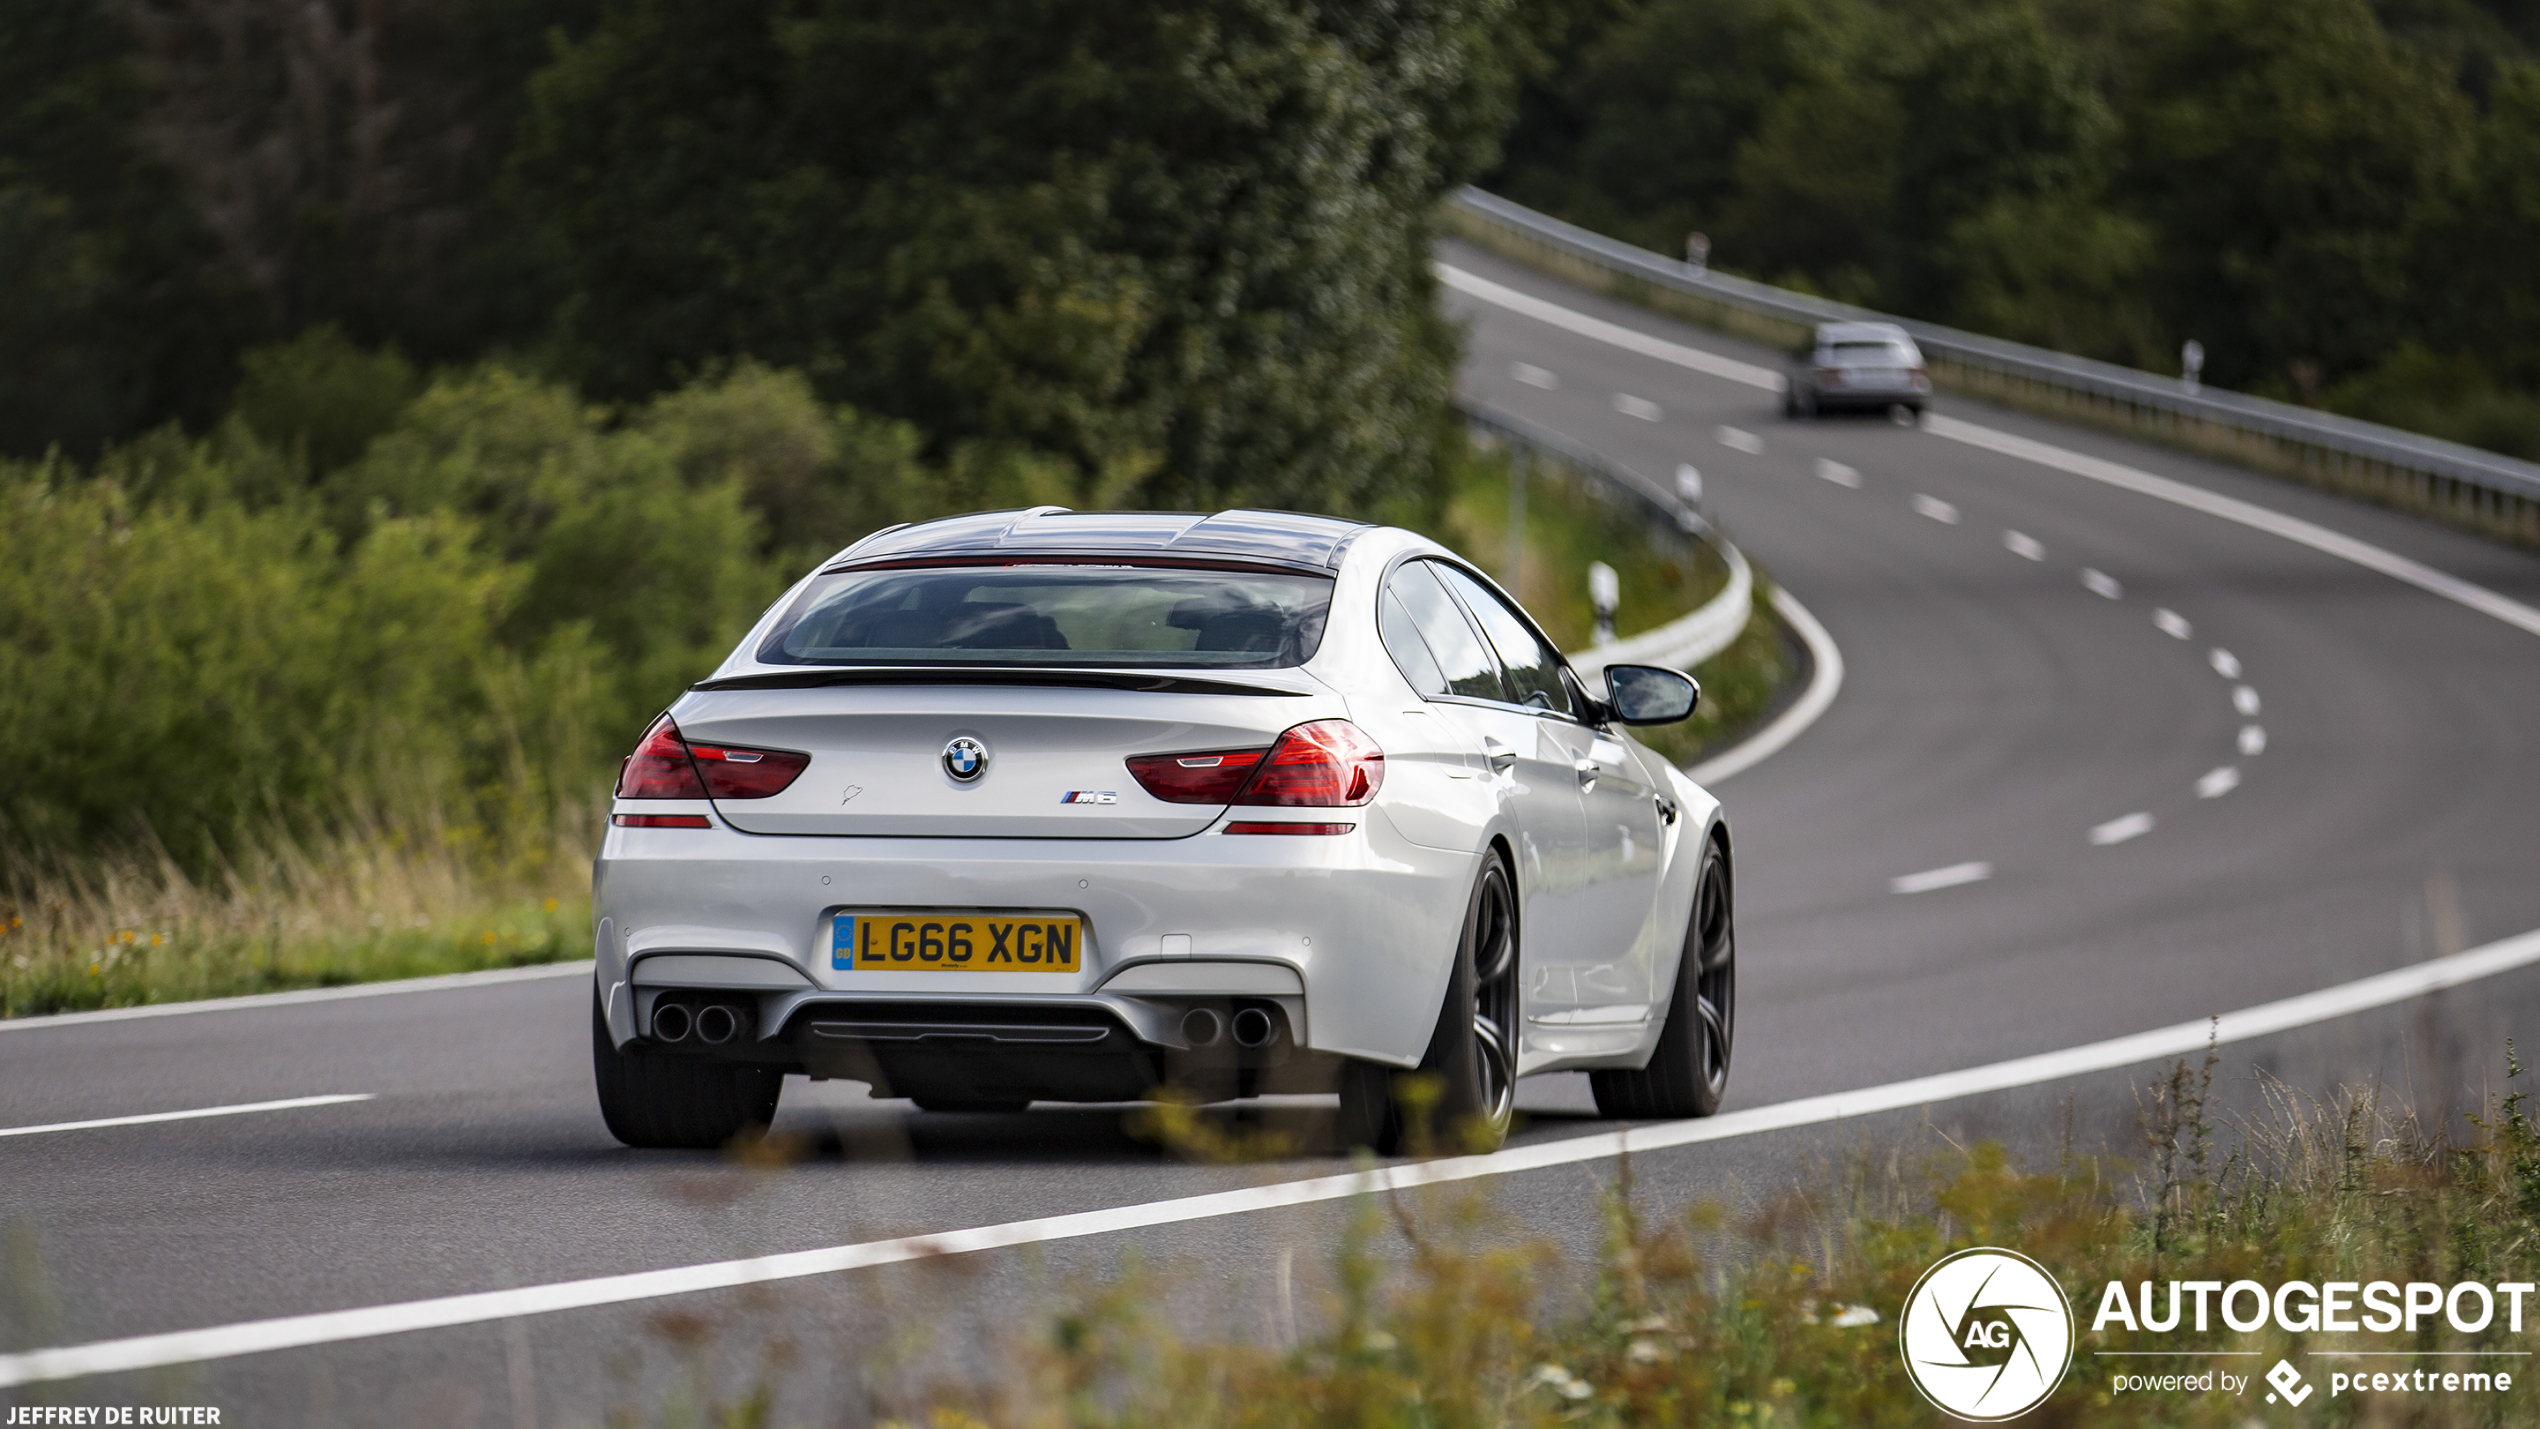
[1451,186,2540,530]
[1459,400,1754,675]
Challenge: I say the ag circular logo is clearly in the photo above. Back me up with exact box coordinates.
[941,736,989,782]
[1899,1247,2074,1421]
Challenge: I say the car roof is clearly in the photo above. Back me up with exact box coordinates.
[828,507,1372,571]
[1816,322,1914,344]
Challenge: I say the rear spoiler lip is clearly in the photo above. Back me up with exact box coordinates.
[689,667,1315,697]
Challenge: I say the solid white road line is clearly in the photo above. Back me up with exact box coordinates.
[1921,414,2540,640]
[2209,649,2242,678]
[0,961,594,1035]
[1510,361,1558,389]
[2083,569,2123,599]
[1890,862,1994,895]
[2154,609,2194,639]
[0,1095,374,1140]
[14,922,2540,1389]
[1446,261,2540,643]
[2234,686,2262,716]
[1814,458,1861,487]
[1614,393,1663,421]
[1437,265,1784,389]
[1685,587,1844,786]
[2240,725,2269,756]
[2004,531,2046,560]
[2090,812,2156,846]
[2197,767,2242,799]
[1912,495,1961,525]
[1717,425,1764,454]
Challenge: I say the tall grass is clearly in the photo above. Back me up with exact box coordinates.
[608,1052,2540,1428]
[0,808,595,1017]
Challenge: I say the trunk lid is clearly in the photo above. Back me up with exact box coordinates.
[672,676,1334,838]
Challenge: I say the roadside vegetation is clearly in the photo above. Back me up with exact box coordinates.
[604,1050,2540,1428]
[0,345,1786,1017]
[1491,0,2540,461]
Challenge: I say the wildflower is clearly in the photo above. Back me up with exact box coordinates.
[1627,1338,1671,1364]
[1530,1364,1594,1400]
[1828,1304,1878,1328]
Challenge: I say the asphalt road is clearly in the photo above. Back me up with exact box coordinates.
[8,240,2540,1425]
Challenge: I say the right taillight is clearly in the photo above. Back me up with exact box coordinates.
[1123,720,1384,808]
[615,715,808,800]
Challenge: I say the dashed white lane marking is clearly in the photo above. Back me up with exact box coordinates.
[1614,392,1663,421]
[2240,725,2269,756]
[1912,494,1960,525]
[2209,648,2241,677]
[0,1094,374,1140]
[1890,861,1993,894]
[2234,686,2262,716]
[2090,812,2157,846]
[2196,767,2242,799]
[2082,569,2123,599]
[1510,361,1559,389]
[1444,263,2540,641]
[1717,425,1764,454]
[1920,414,2540,639]
[1814,458,1861,487]
[2003,530,2045,560]
[2154,609,2193,639]
[21,920,2540,1389]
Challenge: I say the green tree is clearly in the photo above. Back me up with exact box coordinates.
[0,0,250,457]
[1888,3,2118,314]
[2126,0,2474,389]
[515,0,1518,515]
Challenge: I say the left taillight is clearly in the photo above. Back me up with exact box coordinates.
[614,715,808,801]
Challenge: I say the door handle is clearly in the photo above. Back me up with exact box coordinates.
[1574,758,1599,788]
[1482,737,1518,773]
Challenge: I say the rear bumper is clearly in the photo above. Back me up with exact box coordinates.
[592,810,1475,1074]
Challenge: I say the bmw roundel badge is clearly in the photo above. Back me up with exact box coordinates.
[942,736,989,782]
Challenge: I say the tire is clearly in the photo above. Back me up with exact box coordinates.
[1591,836,1734,1120]
[592,990,783,1148]
[1338,849,1520,1154]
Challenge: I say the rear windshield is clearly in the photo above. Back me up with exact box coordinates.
[1825,340,1918,365]
[756,564,1334,668]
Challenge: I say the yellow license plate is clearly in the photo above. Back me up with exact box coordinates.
[830,912,1082,972]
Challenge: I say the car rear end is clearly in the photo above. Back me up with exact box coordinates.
[1806,323,1932,413]
[591,511,1473,1113]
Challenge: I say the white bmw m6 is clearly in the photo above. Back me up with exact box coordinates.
[591,507,1736,1152]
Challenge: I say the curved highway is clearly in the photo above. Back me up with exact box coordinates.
[7,239,2540,1420]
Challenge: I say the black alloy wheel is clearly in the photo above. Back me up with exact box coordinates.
[1338,848,1520,1154]
[1591,837,1734,1119]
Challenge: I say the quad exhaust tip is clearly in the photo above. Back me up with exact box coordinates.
[651,1002,694,1043]
[695,1004,743,1045]
[1180,1007,1225,1047]
[1230,1005,1277,1049]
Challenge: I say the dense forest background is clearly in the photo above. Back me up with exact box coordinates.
[1493,0,2540,454]
[5,0,2539,894]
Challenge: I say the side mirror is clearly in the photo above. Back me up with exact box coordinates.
[1603,664,1699,725]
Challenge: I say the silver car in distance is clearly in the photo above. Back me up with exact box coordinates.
[590,507,1735,1153]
